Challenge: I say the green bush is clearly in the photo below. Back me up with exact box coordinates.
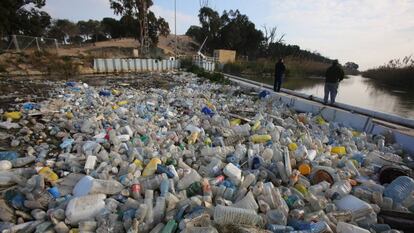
[187,65,230,84]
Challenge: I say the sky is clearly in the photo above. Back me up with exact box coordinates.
[44,0,414,70]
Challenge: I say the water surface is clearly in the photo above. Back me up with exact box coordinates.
[242,74,414,119]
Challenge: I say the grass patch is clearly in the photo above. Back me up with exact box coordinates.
[187,65,231,84]
[363,66,414,87]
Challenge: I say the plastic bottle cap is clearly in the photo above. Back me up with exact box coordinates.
[298,164,311,176]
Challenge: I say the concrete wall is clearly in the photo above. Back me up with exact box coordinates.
[214,49,236,64]
[93,58,180,73]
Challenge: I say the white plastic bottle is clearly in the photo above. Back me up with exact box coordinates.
[65,194,106,225]
[308,181,331,195]
[213,205,261,226]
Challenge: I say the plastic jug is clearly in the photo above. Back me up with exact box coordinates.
[383,176,414,203]
[142,158,162,177]
[331,147,346,155]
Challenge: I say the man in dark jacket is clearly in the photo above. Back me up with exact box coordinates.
[324,60,344,104]
[274,58,286,92]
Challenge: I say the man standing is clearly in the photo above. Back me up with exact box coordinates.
[324,60,344,104]
[274,58,286,92]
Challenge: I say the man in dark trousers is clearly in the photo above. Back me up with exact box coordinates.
[324,60,344,104]
[274,58,286,92]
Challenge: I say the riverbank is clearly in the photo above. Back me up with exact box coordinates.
[222,58,331,79]
[363,66,414,87]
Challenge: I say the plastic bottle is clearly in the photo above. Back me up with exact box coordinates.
[73,175,124,197]
[37,167,59,183]
[336,222,370,233]
[266,209,287,225]
[283,146,292,177]
[326,180,352,199]
[383,176,414,204]
[331,146,346,155]
[308,181,330,194]
[177,169,202,190]
[145,190,154,224]
[267,224,294,233]
[65,194,106,225]
[11,156,36,167]
[223,163,242,185]
[250,134,272,143]
[345,160,361,177]
[140,174,166,192]
[160,219,178,233]
[232,191,258,211]
[0,160,12,171]
[153,197,166,224]
[108,129,121,146]
[213,205,261,226]
[334,195,377,226]
[142,158,162,177]
[0,151,19,161]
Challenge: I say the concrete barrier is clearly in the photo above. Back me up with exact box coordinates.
[93,58,180,73]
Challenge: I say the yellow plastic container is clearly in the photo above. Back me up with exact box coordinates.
[3,111,22,121]
[204,137,212,146]
[250,134,272,143]
[288,143,298,151]
[66,111,74,119]
[142,158,162,177]
[38,167,59,183]
[252,121,261,131]
[133,159,144,170]
[331,146,346,155]
[112,89,121,96]
[315,115,326,125]
[230,118,241,126]
[112,105,119,110]
[294,183,308,195]
[352,131,361,137]
[187,132,199,145]
[298,163,312,176]
[117,100,128,106]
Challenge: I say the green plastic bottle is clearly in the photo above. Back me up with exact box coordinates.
[160,220,177,233]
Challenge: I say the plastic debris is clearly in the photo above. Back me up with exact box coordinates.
[0,72,411,233]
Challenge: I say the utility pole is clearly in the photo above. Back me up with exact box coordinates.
[174,0,177,59]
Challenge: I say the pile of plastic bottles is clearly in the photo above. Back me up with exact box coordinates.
[0,72,413,233]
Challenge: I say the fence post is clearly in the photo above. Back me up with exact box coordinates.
[35,37,41,52]
[54,39,59,54]
[12,35,20,52]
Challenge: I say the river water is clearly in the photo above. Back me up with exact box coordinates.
[243,74,414,119]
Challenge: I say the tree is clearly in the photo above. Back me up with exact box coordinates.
[108,0,169,48]
[156,17,170,37]
[101,17,123,39]
[0,0,51,38]
[48,19,79,43]
[77,20,101,42]
[109,0,153,46]
[345,62,359,71]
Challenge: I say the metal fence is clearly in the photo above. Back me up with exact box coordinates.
[93,58,180,73]
[1,35,58,53]
[193,55,216,72]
